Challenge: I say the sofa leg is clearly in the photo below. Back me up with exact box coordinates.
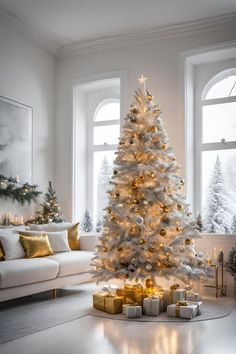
[52,289,57,299]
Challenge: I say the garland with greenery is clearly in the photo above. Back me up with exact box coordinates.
[0,175,41,205]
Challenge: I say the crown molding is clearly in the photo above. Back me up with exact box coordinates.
[1,6,236,58]
[0,7,60,55]
[58,12,236,57]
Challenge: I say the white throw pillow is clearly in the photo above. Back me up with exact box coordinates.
[0,232,25,260]
[18,230,71,253]
[47,231,71,253]
[29,222,73,232]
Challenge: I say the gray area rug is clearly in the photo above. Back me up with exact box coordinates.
[0,282,232,345]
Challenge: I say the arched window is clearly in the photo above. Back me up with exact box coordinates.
[197,69,236,233]
[89,98,120,222]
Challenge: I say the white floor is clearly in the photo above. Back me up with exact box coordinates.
[0,297,236,354]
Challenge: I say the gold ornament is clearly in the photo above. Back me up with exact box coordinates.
[147,94,153,101]
[162,216,169,224]
[160,229,167,237]
[180,179,185,185]
[102,247,108,253]
[187,212,192,216]
[150,172,155,178]
[149,245,155,253]
[131,107,138,114]
[115,192,120,198]
[133,199,139,204]
[161,205,169,213]
[148,126,157,133]
[185,238,192,246]
[177,204,183,211]
[145,278,154,288]
[176,226,181,232]
[139,238,145,245]
[117,247,123,252]
[161,144,167,150]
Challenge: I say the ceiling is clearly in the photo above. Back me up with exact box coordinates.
[0,0,236,55]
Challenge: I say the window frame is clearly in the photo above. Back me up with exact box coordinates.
[87,98,120,220]
[195,69,236,217]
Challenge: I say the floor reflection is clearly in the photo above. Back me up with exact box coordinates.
[98,319,206,354]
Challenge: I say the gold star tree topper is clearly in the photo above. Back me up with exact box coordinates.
[138,74,148,90]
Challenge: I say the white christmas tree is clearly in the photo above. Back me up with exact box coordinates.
[231,216,236,234]
[97,156,113,218]
[91,76,207,284]
[205,155,231,233]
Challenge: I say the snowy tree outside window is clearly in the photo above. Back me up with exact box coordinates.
[200,71,236,233]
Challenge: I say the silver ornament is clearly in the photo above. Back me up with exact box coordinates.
[135,216,144,225]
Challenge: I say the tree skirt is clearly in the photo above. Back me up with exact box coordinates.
[89,301,231,322]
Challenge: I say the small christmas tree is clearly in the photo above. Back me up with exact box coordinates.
[231,216,236,234]
[196,213,203,232]
[91,76,208,285]
[96,218,102,233]
[205,155,231,233]
[34,181,63,224]
[81,210,93,232]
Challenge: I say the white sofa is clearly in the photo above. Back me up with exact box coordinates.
[0,231,98,302]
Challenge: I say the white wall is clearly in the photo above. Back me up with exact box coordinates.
[56,26,236,221]
[0,20,56,221]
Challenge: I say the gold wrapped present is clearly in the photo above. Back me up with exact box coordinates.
[93,292,123,314]
[116,284,148,305]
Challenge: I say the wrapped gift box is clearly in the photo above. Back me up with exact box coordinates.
[143,297,161,316]
[93,292,123,314]
[186,292,201,302]
[167,302,198,319]
[116,284,148,305]
[123,304,142,318]
[173,289,186,303]
[188,301,203,315]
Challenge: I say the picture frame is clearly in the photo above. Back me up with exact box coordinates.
[0,96,33,184]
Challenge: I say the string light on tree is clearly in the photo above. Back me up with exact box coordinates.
[91,77,209,285]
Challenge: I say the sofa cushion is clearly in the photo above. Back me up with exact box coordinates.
[19,230,71,253]
[0,258,59,289]
[29,222,80,250]
[47,251,93,277]
[20,234,54,258]
[0,233,25,260]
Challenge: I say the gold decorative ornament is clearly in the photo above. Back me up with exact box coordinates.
[185,238,192,246]
[103,247,108,253]
[117,247,123,252]
[115,193,120,197]
[145,278,154,288]
[161,144,167,150]
[131,107,138,114]
[177,204,183,211]
[180,179,185,185]
[147,94,153,101]
[139,238,145,245]
[162,216,169,224]
[150,172,155,178]
[149,245,155,253]
[187,212,192,216]
[160,229,167,237]
[148,126,157,133]
[176,226,181,232]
